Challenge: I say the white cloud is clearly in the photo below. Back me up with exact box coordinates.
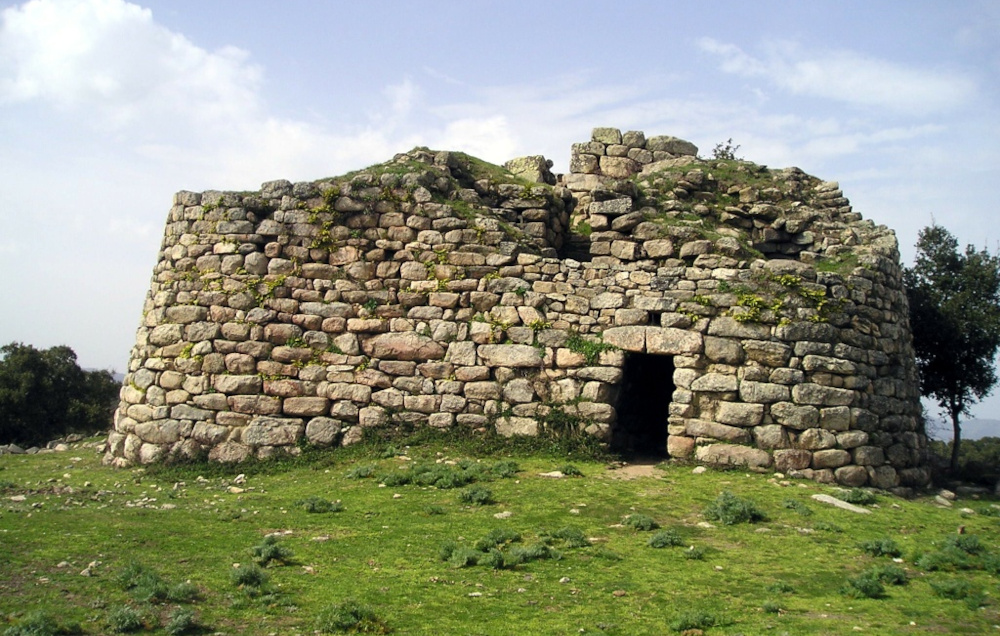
[0,0,261,131]
[697,38,978,114]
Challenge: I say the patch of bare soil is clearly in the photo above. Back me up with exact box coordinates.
[604,459,664,480]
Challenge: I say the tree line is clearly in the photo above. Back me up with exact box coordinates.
[0,342,120,447]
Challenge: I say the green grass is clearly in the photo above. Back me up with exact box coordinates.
[1,435,1000,634]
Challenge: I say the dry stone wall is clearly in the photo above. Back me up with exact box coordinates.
[110,129,929,491]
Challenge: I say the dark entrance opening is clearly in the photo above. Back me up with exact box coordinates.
[612,353,675,458]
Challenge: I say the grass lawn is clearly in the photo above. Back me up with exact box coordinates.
[1,433,998,635]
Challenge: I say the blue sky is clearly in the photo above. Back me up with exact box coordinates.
[1,0,999,426]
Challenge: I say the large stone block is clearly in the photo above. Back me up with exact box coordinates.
[362,332,445,361]
[478,344,543,368]
[716,402,764,427]
[646,328,703,355]
[792,384,855,406]
[695,443,771,469]
[686,419,751,444]
[242,416,304,447]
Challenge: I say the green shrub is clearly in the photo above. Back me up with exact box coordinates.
[2,611,80,636]
[683,546,707,560]
[780,498,813,516]
[593,547,623,561]
[165,608,198,636]
[559,464,584,477]
[765,581,795,594]
[474,528,521,551]
[842,572,885,599]
[761,600,784,614]
[345,464,377,479]
[915,546,977,571]
[814,521,843,533]
[668,611,728,632]
[870,564,908,586]
[648,529,684,549]
[438,541,458,562]
[858,537,902,558]
[944,534,983,555]
[704,491,767,525]
[423,504,446,516]
[929,578,974,600]
[315,600,389,634]
[251,535,293,566]
[230,563,268,588]
[550,526,591,548]
[166,581,200,603]
[106,606,143,633]
[623,514,659,531]
[448,547,481,568]
[297,496,344,513]
[490,460,520,478]
[479,549,505,570]
[458,485,494,505]
[836,488,877,505]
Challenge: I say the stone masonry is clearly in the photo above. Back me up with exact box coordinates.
[108,128,930,491]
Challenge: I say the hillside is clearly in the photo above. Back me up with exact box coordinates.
[1,434,997,635]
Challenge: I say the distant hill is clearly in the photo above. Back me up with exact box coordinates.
[926,418,1000,441]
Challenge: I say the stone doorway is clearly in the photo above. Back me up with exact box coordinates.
[611,353,675,457]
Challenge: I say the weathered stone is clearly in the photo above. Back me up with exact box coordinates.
[792,384,855,406]
[214,375,262,395]
[495,416,538,437]
[686,419,751,443]
[208,441,252,463]
[774,449,812,472]
[770,402,819,430]
[305,417,341,446]
[667,434,695,458]
[853,446,885,466]
[812,449,851,469]
[646,328,703,355]
[283,397,330,417]
[695,443,771,469]
[740,381,790,404]
[837,430,869,449]
[645,135,698,156]
[362,332,445,361]
[799,428,837,450]
[242,417,304,447]
[754,424,789,450]
[834,465,869,487]
[602,327,645,352]
[691,373,738,393]
[478,345,543,368]
[819,406,852,431]
[716,402,764,427]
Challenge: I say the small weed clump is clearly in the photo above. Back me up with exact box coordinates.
[106,606,143,633]
[914,534,989,572]
[858,537,902,558]
[765,581,795,594]
[647,529,685,549]
[315,600,389,634]
[836,488,877,505]
[458,485,494,505]
[669,610,729,632]
[842,571,885,599]
[623,514,659,531]
[870,564,909,586]
[559,464,584,477]
[929,579,986,609]
[165,608,198,636]
[761,600,784,614]
[2,611,81,636]
[683,546,707,560]
[704,491,767,525]
[814,521,843,533]
[230,563,268,589]
[345,464,377,479]
[474,528,521,551]
[548,526,591,548]
[376,459,517,490]
[780,498,813,516]
[297,496,344,513]
[250,535,294,567]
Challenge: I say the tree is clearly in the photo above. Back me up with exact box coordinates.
[903,225,1000,472]
[0,342,120,447]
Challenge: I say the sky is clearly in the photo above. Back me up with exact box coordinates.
[1,0,999,428]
